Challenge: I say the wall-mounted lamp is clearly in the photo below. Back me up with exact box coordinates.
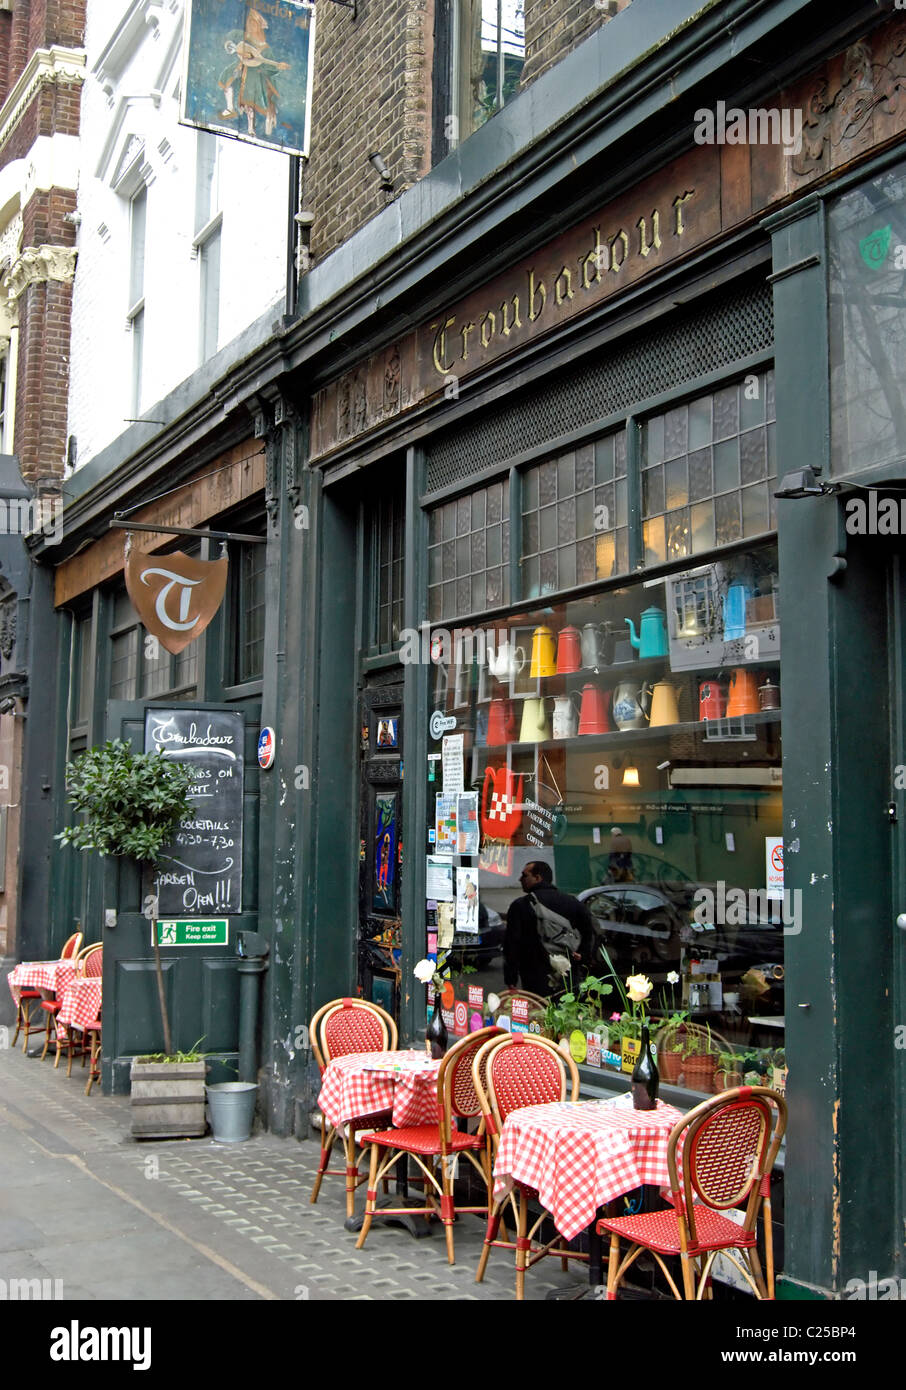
[622,764,640,787]
[773,465,839,499]
[294,209,315,273]
[368,151,395,193]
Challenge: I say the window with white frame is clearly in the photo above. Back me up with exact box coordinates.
[438,0,525,153]
[127,186,147,415]
[194,132,222,363]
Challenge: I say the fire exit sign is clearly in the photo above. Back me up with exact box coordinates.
[154,919,229,947]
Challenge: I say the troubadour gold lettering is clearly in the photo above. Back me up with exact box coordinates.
[480,311,496,348]
[460,321,476,359]
[609,229,629,272]
[580,228,605,287]
[528,269,547,322]
[637,211,662,257]
[433,317,456,374]
[500,296,522,336]
[554,267,574,305]
[673,190,695,235]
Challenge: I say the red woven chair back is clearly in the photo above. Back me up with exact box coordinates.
[485,1035,575,1125]
[669,1087,787,1246]
[60,932,83,960]
[76,944,103,978]
[312,998,398,1070]
[442,1027,505,1124]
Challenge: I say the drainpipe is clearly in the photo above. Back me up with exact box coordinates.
[235,929,270,1084]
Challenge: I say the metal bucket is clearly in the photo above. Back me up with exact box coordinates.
[206,1082,258,1143]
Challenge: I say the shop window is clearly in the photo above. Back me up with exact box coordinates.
[422,539,785,1098]
[108,587,198,700]
[427,478,510,622]
[127,187,147,416]
[194,132,222,364]
[521,430,628,598]
[234,541,266,684]
[71,611,94,735]
[642,369,776,563]
[828,156,906,476]
[375,491,405,651]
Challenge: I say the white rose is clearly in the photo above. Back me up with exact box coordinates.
[626,973,653,1003]
[487,993,501,1013]
[550,954,571,977]
[667,971,680,984]
[413,959,435,984]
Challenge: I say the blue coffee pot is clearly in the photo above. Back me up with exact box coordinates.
[625,607,669,660]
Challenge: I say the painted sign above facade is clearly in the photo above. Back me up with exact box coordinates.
[310,18,906,462]
[180,0,315,157]
[125,549,228,654]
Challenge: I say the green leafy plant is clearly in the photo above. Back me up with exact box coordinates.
[541,972,614,1040]
[137,1037,208,1064]
[57,739,193,1058]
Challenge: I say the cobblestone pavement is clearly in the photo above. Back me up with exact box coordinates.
[0,1039,583,1302]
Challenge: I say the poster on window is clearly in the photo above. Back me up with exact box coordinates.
[456,867,480,933]
[180,0,315,157]
[373,793,397,912]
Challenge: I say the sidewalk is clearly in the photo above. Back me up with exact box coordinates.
[0,1039,579,1302]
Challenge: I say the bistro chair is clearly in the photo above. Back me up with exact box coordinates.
[472,1032,588,1300]
[40,942,101,1068]
[83,1017,103,1096]
[355,1026,504,1263]
[66,945,104,1079]
[309,997,399,1219]
[597,1085,787,1301]
[12,930,83,1053]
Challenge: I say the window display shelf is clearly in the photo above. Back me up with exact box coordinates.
[477,707,781,753]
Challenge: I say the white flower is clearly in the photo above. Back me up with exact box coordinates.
[550,954,571,977]
[487,993,501,1013]
[626,973,653,1003]
[413,959,435,984]
[667,971,680,984]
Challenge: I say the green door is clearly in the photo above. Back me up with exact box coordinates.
[889,559,906,1279]
[100,700,260,1093]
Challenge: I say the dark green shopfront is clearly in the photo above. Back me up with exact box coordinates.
[23,0,906,1300]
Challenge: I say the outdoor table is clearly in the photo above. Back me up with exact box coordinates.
[317,1049,442,1131]
[493,1095,685,1286]
[55,978,102,1042]
[7,959,77,1010]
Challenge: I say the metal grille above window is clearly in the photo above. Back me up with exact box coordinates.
[425,278,773,492]
[428,478,509,621]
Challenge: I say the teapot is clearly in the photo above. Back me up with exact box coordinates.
[487,638,526,683]
[648,680,680,728]
[612,681,651,731]
[625,607,668,660]
[552,693,581,739]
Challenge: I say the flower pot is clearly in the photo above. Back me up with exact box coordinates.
[130,1058,206,1139]
[659,1050,683,1084]
[717,1069,744,1091]
[207,1082,258,1143]
[682,1053,716,1093]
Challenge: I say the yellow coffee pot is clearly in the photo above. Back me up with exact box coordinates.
[648,680,680,728]
[530,625,557,678]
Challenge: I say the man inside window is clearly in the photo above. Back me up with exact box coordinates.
[504,860,594,997]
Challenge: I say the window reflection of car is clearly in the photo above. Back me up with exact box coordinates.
[578,883,785,1010]
[448,906,505,968]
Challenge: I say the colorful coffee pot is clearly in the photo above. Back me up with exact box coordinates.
[723,581,754,643]
[698,679,726,721]
[486,698,517,745]
[612,681,651,731]
[578,684,611,735]
[556,626,582,674]
[581,622,613,672]
[758,679,780,711]
[487,638,526,683]
[529,625,557,679]
[625,607,668,659]
[726,667,760,717]
[519,697,550,743]
[552,693,582,739]
[648,680,680,728]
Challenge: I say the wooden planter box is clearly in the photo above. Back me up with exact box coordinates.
[130,1058,207,1139]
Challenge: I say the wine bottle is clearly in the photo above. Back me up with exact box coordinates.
[631,1024,659,1110]
[426,995,448,1059]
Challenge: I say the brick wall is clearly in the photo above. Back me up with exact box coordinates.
[522,0,633,89]
[304,0,433,262]
[15,277,74,483]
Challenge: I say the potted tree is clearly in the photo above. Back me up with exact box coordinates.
[57,739,204,1136]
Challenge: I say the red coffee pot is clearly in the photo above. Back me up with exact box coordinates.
[578,683,611,735]
[487,698,516,745]
[556,626,582,675]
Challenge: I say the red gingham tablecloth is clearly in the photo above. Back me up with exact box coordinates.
[493,1098,685,1242]
[56,979,102,1041]
[317,1050,442,1129]
[7,960,77,1009]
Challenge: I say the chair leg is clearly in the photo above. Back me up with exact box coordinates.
[440,1160,456,1266]
[12,1004,21,1048]
[40,1013,54,1061]
[355,1144,380,1250]
[680,1251,696,1300]
[343,1126,360,1219]
[86,1035,101,1096]
[748,1246,770,1300]
[476,1202,502,1284]
[606,1233,621,1299]
[310,1116,335,1205]
[53,1024,66,1069]
[515,1192,530,1302]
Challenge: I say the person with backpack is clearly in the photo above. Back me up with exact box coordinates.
[503,860,595,996]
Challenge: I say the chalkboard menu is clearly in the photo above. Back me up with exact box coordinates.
[145,709,244,917]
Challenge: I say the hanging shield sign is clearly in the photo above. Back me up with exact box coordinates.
[125,550,228,654]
